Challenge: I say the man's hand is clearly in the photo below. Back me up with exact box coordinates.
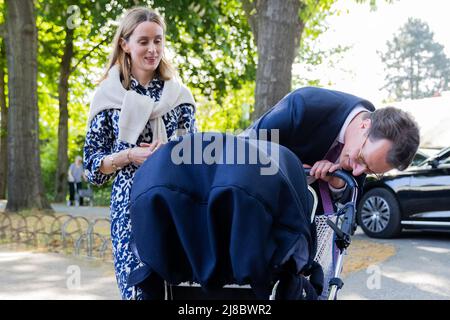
[310,160,345,189]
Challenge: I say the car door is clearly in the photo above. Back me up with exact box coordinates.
[406,151,450,223]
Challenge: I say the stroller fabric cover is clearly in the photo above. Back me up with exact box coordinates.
[128,132,319,299]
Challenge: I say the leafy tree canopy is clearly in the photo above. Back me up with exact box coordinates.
[380,17,450,100]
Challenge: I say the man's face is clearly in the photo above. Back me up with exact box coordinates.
[339,123,394,177]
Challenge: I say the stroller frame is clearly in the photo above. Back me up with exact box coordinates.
[74,183,94,207]
[163,169,358,300]
[308,169,359,300]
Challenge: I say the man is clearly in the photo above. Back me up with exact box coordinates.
[243,86,420,204]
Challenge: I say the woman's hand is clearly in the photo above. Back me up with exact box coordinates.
[129,140,163,166]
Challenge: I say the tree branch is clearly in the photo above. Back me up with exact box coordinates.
[70,37,109,74]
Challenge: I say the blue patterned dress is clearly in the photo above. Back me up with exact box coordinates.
[83,77,197,299]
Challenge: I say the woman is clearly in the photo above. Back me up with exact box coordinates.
[67,155,86,206]
[83,7,197,299]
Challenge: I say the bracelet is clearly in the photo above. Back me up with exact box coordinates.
[109,154,122,171]
[127,148,132,164]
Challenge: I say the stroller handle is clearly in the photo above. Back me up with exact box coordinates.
[304,168,359,237]
[303,168,358,189]
[303,168,359,300]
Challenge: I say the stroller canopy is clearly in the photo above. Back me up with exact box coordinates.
[128,132,316,298]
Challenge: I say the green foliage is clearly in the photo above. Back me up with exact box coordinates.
[153,0,256,100]
[92,181,113,206]
[354,0,393,11]
[34,0,256,202]
[299,0,336,25]
[0,0,4,26]
[0,1,6,103]
[293,0,393,89]
[36,0,117,199]
[38,82,59,199]
[195,81,254,133]
[294,0,350,88]
[380,17,450,100]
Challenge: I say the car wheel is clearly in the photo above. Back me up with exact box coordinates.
[357,188,402,238]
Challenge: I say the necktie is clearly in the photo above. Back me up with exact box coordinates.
[318,142,344,215]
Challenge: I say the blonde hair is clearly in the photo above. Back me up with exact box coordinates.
[100,7,176,89]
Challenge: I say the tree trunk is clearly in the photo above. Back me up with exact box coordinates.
[54,26,74,203]
[251,0,303,119]
[0,38,7,199]
[5,0,51,212]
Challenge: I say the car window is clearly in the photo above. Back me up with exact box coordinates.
[417,147,450,167]
[437,149,450,164]
[440,155,450,165]
[411,153,428,166]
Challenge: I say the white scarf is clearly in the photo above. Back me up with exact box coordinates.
[88,65,196,145]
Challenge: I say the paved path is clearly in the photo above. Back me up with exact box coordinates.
[0,199,109,219]
[2,199,450,300]
[2,230,449,300]
[340,229,450,300]
[0,245,120,300]
[0,200,114,299]
[50,203,110,219]
[0,200,115,299]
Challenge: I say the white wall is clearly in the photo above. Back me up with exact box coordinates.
[383,93,450,149]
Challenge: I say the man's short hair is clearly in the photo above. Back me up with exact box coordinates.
[365,107,420,171]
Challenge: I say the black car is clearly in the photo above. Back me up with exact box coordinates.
[357,147,450,238]
[410,149,431,166]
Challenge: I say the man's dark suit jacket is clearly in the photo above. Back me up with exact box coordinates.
[247,86,375,165]
[245,86,375,200]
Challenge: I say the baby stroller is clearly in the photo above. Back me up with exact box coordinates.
[128,133,358,300]
[75,184,94,207]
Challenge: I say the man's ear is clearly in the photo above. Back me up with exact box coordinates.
[361,117,372,129]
